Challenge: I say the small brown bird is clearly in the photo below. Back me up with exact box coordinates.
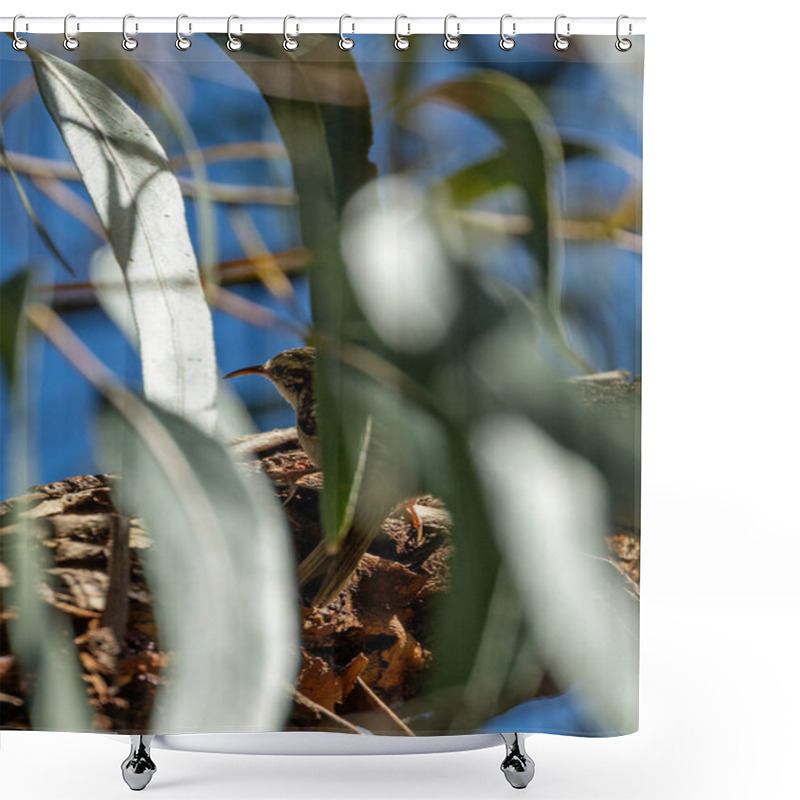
[224,347,403,606]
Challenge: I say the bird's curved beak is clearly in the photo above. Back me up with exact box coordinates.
[223,365,267,380]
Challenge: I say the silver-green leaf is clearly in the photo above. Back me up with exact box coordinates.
[30,48,217,430]
[471,414,639,733]
[98,387,298,733]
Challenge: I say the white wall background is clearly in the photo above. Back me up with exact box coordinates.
[2,1,799,798]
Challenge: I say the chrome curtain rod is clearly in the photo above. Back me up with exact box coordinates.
[0,15,645,36]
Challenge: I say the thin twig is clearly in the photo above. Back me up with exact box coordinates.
[292,689,366,735]
[38,249,311,312]
[354,677,415,736]
[206,283,309,339]
[1,150,296,206]
[169,141,287,171]
[0,74,37,119]
[31,175,106,238]
[228,428,299,458]
[25,304,116,388]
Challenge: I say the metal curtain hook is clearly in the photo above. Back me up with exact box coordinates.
[227,15,242,51]
[12,15,28,51]
[339,14,355,50]
[615,14,632,51]
[122,15,138,51]
[443,14,460,51]
[176,14,191,50]
[63,14,79,51]
[554,14,570,51]
[283,15,298,51]
[394,15,410,50]
[499,14,515,50]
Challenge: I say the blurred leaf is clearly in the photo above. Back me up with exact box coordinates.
[29,48,218,430]
[3,273,91,730]
[5,516,93,731]
[217,35,378,544]
[471,414,639,733]
[341,176,460,353]
[97,386,298,733]
[0,269,31,385]
[437,153,516,207]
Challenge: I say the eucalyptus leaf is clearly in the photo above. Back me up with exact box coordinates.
[29,48,217,430]
[436,153,516,208]
[341,177,459,353]
[471,414,639,733]
[217,35,378,543]
[5,516,93,731]
[97,388,298,733]
[2,270,92,731]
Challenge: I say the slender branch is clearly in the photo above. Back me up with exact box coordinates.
[0,150,296,206]
[228,428,299,458]
[292,689,366,735]
[37,249,311,312]
[205,283,309,339]
[31,175,106,239]
[169,141,287,171]
[354,677,415,736]
[25,304,117,389]
[0,74,37,119]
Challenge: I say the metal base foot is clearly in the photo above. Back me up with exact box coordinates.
[121,735,157,791]
[500,733,535,789]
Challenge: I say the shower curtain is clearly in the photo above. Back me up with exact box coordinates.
[0,27,642,739]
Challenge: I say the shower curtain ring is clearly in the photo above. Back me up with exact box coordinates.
[227,15,242,51]
[339,15,355,50]
[63,14,79,51]
[12,15,28,51]
[122,15,138,51]
[499,14,516,50]
[283,15,299,51]
[615,15,632,51]
[394,15,410,50]
[443,14,460,51]
[554,15,570,51]
[175,14,191,50]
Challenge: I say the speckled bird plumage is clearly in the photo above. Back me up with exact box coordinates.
[224,346,397,607]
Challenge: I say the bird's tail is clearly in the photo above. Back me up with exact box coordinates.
[296,525,376,607]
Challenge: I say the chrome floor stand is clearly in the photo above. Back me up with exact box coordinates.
[119,732,533,790]
[121,735,156,791]
[500,733,535,789]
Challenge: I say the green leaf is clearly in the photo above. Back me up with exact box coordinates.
[217,34,379,543]
[0,269,31,386]
[5,516,94,731]
[437,153,516,207]
[29,48,218,430]
[97,385,298,733]
[3,271,92,731]
[471,415,639,733]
